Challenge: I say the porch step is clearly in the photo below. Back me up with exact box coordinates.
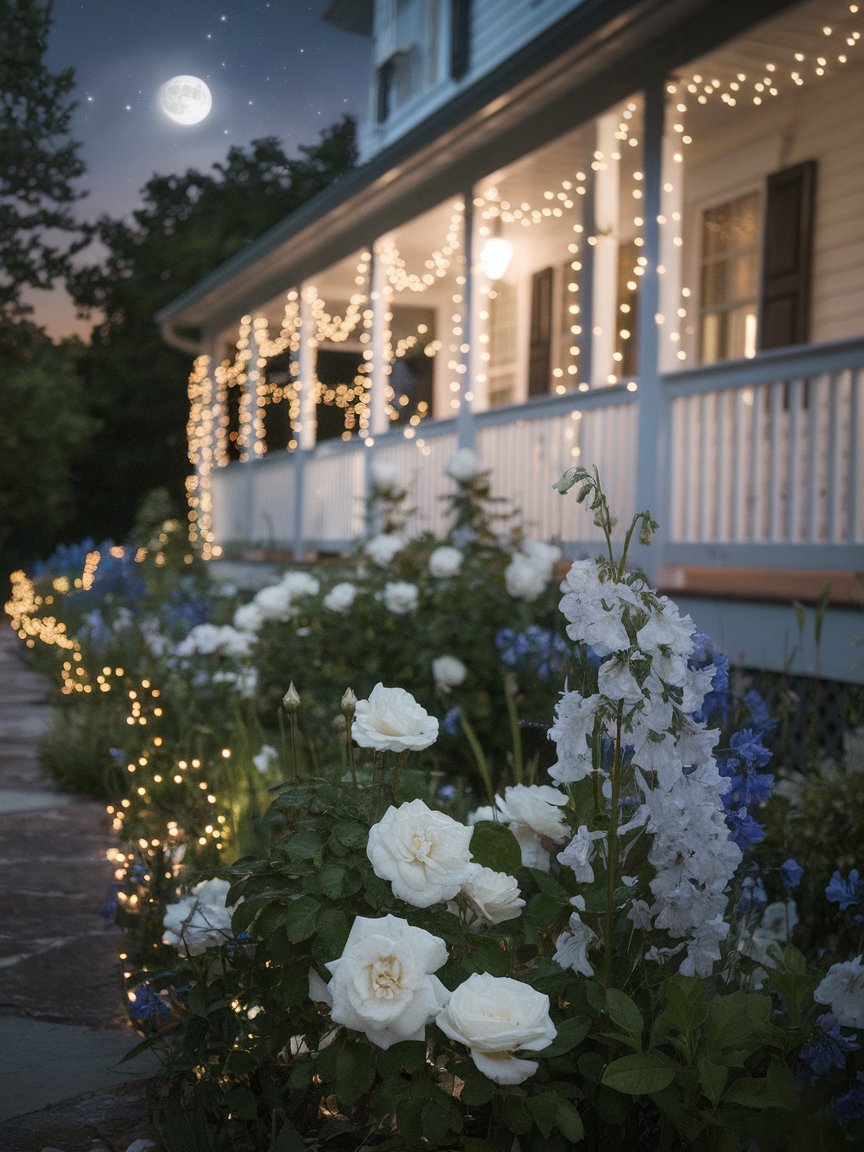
[657,566,862,606]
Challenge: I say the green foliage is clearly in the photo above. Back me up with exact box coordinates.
[0,0,87,327]
[0,326,95,565]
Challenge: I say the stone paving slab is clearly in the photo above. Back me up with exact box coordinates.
[0,628,164,1148]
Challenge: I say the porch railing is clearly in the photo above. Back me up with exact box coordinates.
[210,336,864,572]
[663,336,864,571]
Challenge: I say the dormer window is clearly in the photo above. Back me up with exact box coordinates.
[450,0,471,79]
[375,45,423,122]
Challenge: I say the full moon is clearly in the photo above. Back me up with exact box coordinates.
[159,75,212,125]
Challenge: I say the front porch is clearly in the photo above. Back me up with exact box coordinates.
[204,335,863,682]
[165,0,864,685]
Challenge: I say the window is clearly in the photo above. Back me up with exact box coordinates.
[487,281,517,406]
[450,0,471,79]
[698,190,761,365]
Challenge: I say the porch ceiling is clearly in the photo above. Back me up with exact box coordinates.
[158,0,858,350]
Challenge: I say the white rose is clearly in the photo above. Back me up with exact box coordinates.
[369,458,409,497]
[432,654,467,691]
[280,571,320,600]
[520,537,562,573]
[461,864,525,928]
[252,744,279,775]
[428,546,463,579]
[253,582,294,621]
[499,784,569,842]
[814,956,864,1029]
[325,914,449,1049]
[436,972,557,1085]
[233,600,265,634]
[162,877,234,956]
[367,798,473,907]
[446,447,485,482]
[353,684,438,753]
[383,581,418,614]
[365,533,406,567]
[505,554,549,602]
[323,581,357,613]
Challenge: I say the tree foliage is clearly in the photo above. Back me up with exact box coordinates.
[0,325,94,566]
[66,119,357,542]
[0,0,87,330]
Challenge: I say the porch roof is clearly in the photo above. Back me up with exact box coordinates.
[156,0,794,351]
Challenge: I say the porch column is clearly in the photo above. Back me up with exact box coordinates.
[293,286,318,561]
[658,117,685,374]
[633,76,668,579]
[241,322,259,544]
[455,194,475,450]
[369,246,391,439]
[590,112,621,387]
[190,329,220,558]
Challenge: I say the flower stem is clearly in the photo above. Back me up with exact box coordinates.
[504,676,523,785]
[459,709,495,804]
[605,708,623,989]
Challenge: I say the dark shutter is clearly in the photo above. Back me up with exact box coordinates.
[528,267,554,397]
[376,59,394,123]
[450,0,471,80]
[758,160,816,349]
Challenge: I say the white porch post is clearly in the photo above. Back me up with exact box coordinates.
[633,76,668,579]
[293,286,318,561]
[369,246,391,440]
[456,194,475,450]
[242,322,261,544]
[591,112,621,387]
[658,122,685,374]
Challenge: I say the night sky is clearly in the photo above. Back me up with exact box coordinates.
[33,0,372,337]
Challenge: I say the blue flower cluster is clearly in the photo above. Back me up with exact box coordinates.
[798,1014,860,1086]
[128,982,172,1025]
[826,868,862,921]
[496,625,568,681]
[836,1072,864,1126]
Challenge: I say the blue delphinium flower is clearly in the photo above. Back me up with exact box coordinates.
[797,1015,860,1086]
[743,688,778,732]
[441,707,461,736]
[826,868,860,912]
[495,625,568,681]
[689,632,730,724]
[835,1072,864,1126]
[780,858,804,890]
[128,983,172,1025]
[730,728,773,768]
[737,873,768,915]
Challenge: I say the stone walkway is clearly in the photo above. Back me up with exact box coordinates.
[0,627,162,1151]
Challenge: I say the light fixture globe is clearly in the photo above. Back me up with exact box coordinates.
[479,235,513,280]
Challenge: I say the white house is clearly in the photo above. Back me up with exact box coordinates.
[157,0,864,683]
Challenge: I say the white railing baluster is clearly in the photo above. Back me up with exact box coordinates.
[786,377,803,542]
[850,368,862,541]
[827,372,840,542]
[769,380,784,542]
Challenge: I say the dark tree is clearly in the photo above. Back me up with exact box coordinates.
[0,0,87,330]
[66,119,357,542]
[0,325,94,567]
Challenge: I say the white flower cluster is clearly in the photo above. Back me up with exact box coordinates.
[174,623,257,659]
[428,545,463,579]
[471,783,569,872]
[162,877,235,956]
[505,538,562,602]
[368,457,409,498]
[446,447,486,482]
[364,533,406,568]
[318,914,554,1084]
[232,571,320,633]
[432,654,467,691]
[549,557,741,978]
[315,784,547,1084]
[322,581,357,613]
